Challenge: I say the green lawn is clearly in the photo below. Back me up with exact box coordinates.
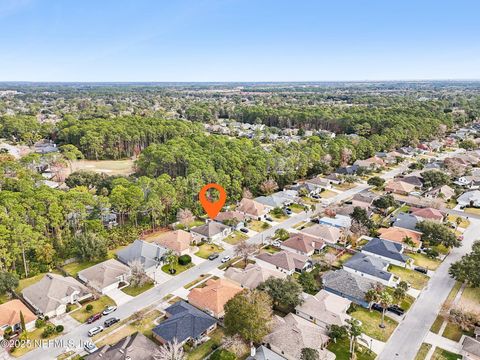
[69,296,116,323]
[334,252,353,267]
[223,231,248,245]
[186,327,224,360]
[327,338,375,360]
[431,347,461,360]
[62,260,102,277]
[350,307,398,342]
[388,265,429,290]
[161,262,194,275]
[184,274,210,289]
[430,315,444,334]
[458,286,480,315]
[320,189,337,198]
[248,220,271,232]
[444,282,462,309]
[290,203,306,213]
[446,215,470,229]
[415,343,432,360]
[194,243,224,259]
[408,252,441,271]
[121,281,154,296]
[10,322,60,357]
[261,245,281,254]
[385,287,415,310]
[442,322,472,342]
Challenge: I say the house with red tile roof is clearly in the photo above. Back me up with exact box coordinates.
[377,227,422,248]
[280,233,325,256]
[410,207,444,222]
[188,278,243,318]
[0,300,37,337]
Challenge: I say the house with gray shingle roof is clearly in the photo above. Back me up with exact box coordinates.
[343,253,396,286]
[85,332,160,360]
[116,239,168,276]
[256,251,312,275]
[78,259,131,294]
[22,273,92,318]
[190,221,231,243]
[323,270,376,308]
[361,237,410,267]
[152,301,217,346]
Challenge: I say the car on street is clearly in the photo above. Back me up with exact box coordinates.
[221,255,231,263]
[265,217,273,222]
[102,306,117,316]
[414,266,428,274]
[240,228,249,233]
[87,326,104,337]
[208,253,219,260]
[87,313,102,324]
[84,341,98,354]
[104,317,120,327]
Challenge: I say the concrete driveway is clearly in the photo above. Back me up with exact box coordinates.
[51,313,81,333]
[105,288,133,306]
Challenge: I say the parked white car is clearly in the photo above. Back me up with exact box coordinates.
[88,326,104,337]
[221,255,231,263]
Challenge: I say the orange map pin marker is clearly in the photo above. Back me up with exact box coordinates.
[199,183,227,219]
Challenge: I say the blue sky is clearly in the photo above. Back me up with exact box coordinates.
[0,0,479,81]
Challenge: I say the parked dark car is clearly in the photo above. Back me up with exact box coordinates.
[371,303,383,313]
[265,217,273,222]
[240,228,249,233]
[284,209,292,215]
[104,317,120,327]
[311,218,320,224]
[87,313,102,324]
[208,253,219,260]
[388,305,405,316]
[414,266,428,274]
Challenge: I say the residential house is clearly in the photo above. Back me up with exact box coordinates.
[361,237,410,267]
[457,190,480,208]
[354,156,385,170]
[318,214,352,229]
[410,207,444,222]
[152,301,217,346]
[401,175,423,188]
[323,270,377,308]
[225,263,286,289]
[280,233,325,256]
[385,179,416,195]
[187,278,243,318]
[351,191,378,209]
[254,191,297,210]
[305,177,331,190]
[214,211,247,230]
[190,221,231,243]
[22,273,92,318]
[78,259,131,294]
[256,251,312,275]
[462,336,480,360]
[424,185,455,201]
[290,182,319,197]
[343,253,396,286]
[299,223,342,244]
[295,290,351,329]
[85,332,160,360]
[152,230,192,255]
[336,165,359,175]
[262,313,335,360]
[392,212,420,231]
[117,239,168,276]
[248,346,287,360]
[325,173,343,184]
[237,198,268,220]
[377,227,422,249]
[0,300,36,337]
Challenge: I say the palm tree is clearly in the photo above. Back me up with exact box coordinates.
[378,290,393,329]
[165,251,178,274]
[365,288,380,311]
[402,236,415,252]
[346,318,362,359]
